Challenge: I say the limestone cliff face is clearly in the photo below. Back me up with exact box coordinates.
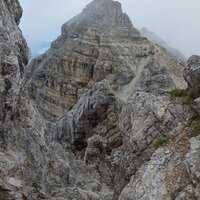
[0,1,114,199]
[0,0,29,146]
[2,0,200,200]
[27,0,140,121]
[184,55,200,98]
[27,0,186,121]
[0,7,48,198]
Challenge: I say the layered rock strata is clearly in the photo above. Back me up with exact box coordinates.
[27,0,186,121]
[2,0,200,199]
[184,55,200,98]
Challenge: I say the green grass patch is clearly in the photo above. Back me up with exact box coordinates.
[32,182,41,192]
[0,195,8,200]
[100,86,109,93]
[170,88,188,97]
[154,137,167,149]
[0,197,7,200]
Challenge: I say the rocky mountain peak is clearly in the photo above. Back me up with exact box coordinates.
[61,0,140,37]
[27,0,187,121]
[2,0,200,199]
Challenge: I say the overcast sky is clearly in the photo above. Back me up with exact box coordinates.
[19,0,200,59]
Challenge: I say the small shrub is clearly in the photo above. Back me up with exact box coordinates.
[0,196,7,200]
[170,88,188,97]
[100,86,109,93]
[31,182,41,192]
[154,137,167,149]
[182,94,193,105]
[191,119,200,137]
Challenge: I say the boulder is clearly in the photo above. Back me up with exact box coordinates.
[192,97,200,116]
[184,55,200,98]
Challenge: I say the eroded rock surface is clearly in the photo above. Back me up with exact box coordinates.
[27,0,186,121]
[0,0,113,199]
[51,81,122,151]
[0,0,45,198]
[0,0,29,146]
[184,55,200,98]
[1,0,200,200]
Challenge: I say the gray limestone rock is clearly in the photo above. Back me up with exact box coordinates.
[27,0,186,121]
[1,0,199,199]
[119,147,190,200]
[192,97,200,116]
[184,55,200,98]
[26,0,140,121]
[0,1,50,198]
[0,0,30,146]
[51,81,122,151]
[185,135,200,182]
[112,90,190,199]
[0,1,115,199]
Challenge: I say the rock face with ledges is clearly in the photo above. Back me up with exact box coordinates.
[27,0,140,121]
[2,0,200,199]
[0,0,29,146]
[51,81,122,151]
[184,55,200,98]
[26,1,195,199]
[27,0,187,121]
[0,0,47,198]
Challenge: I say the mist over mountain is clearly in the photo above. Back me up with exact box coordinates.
[1,0,200,199]
[19,0,200,59]
[140,27,186,61]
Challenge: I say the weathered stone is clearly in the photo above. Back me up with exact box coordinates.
[192,97,200,116]
[27,0,140,121]
[27,0,187,121]
[119,148,190,200]
[184,55,200,98]
[0,0,29,146]
[112,90,190,199]
[1,0,198,199]
[185,135,200,182]
[51,81,122,151]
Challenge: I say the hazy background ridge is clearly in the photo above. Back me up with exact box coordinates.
[19,0,200,59]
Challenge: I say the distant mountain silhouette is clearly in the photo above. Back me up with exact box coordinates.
[140,27,186,61]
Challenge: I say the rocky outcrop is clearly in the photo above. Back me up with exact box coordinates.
[26,0,140,121]
[51,81,122,151]
[183,136,200,199]
[192,97,200,116]
[0,0,29,146]
[27,0,186,121]
[184,55,200,98]
[183,55,200,199]
[26,0,194,199]
[0,0,45,198]
[185,135,200,182]
[111,90,192,199]
[0,1,116,199]
[2,0,200,199]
